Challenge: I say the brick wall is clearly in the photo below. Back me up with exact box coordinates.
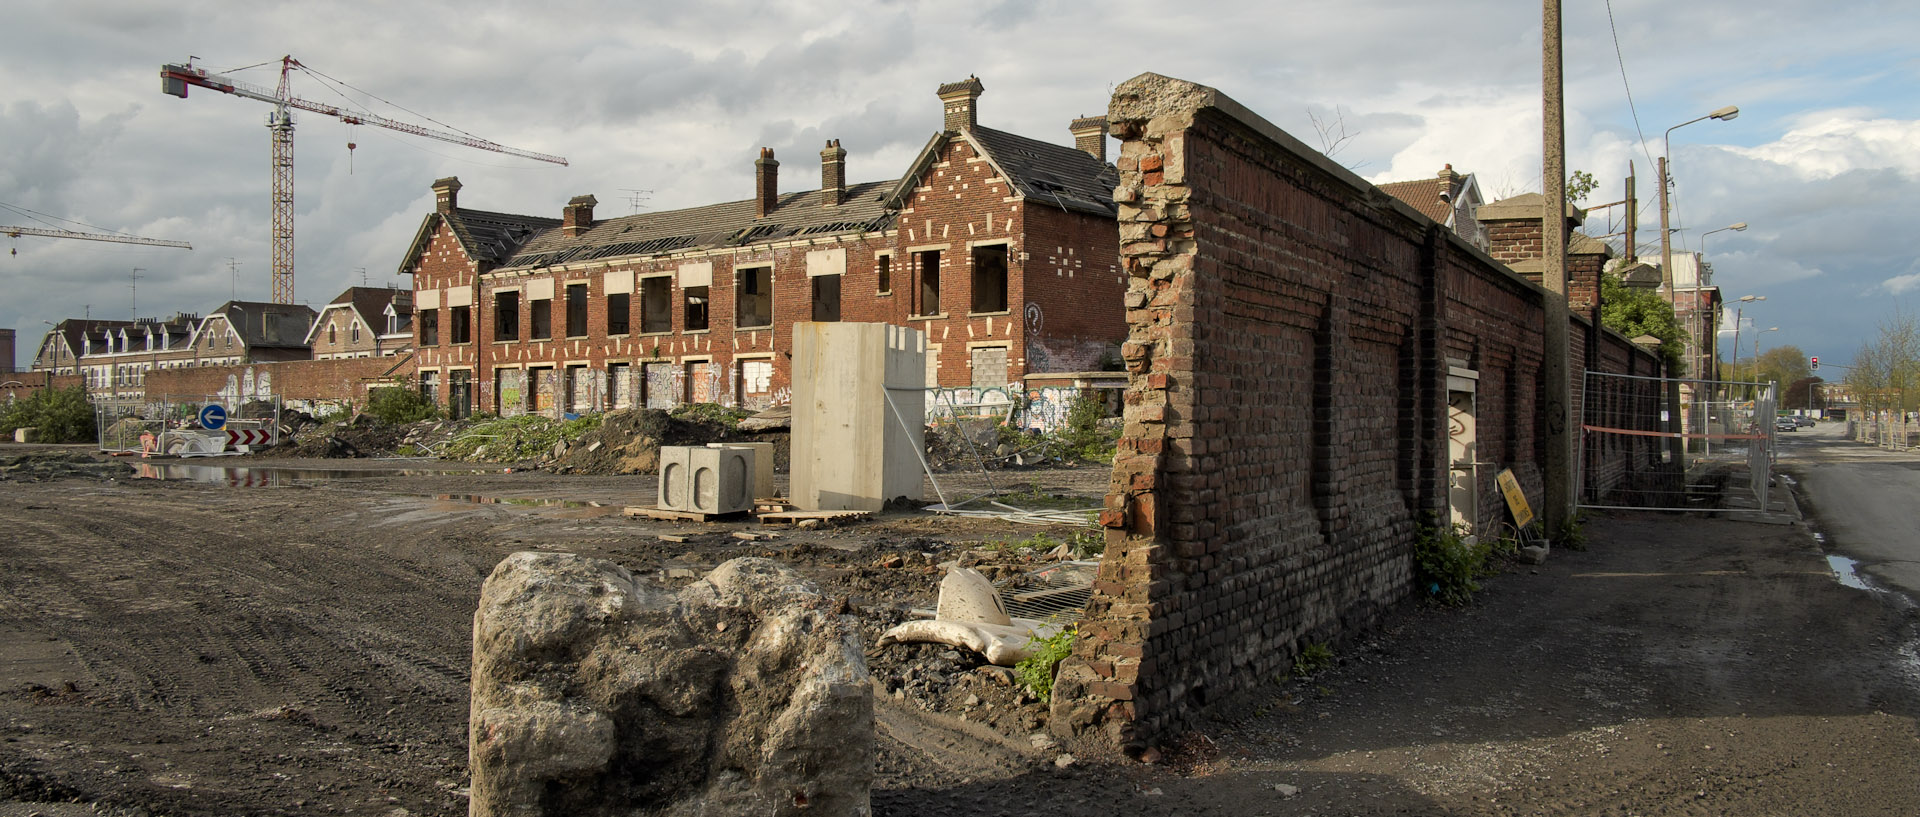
[1050,73,1665,749]
[1,373,82,403]
[145,357,406,404]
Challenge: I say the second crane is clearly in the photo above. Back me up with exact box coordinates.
[161,56,568,304]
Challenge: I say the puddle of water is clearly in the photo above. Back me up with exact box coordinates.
[429,493,615,512]
[1827,554,1872,591]
[130,462,507,486]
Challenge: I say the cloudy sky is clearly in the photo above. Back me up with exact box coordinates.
[4,0,1916,372]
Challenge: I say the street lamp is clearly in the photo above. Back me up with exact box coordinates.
[1700,222,1748,259]
[1730,295,1765,379]
[1659,105,1740,297]
[1691,222,1748,382]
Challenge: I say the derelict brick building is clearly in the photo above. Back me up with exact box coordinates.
[401,77,1123,418]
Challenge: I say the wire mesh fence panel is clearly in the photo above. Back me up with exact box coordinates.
[1579,372,1773,511]
[96,394,281,456]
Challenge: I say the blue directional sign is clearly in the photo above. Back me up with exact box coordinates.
[198,403,228,431]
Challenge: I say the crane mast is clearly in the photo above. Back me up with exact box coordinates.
[160,56,567,305]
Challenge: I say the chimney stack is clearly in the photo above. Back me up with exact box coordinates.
[937,76,985,133]
[755,147,780,218]
[432,177,462,214]
[563,194,597,238]
[1069,115,1108,163]
[820,140,847,207]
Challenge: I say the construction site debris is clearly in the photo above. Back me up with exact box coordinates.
[877,567,1064,667]
[470,553,871,817]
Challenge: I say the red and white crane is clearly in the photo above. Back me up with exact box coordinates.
[4,225,191,252]
[160,56,567,304]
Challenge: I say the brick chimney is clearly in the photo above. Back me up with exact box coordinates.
[820,139,847,207]
[432,177,462,214]
[755,147,779,218]
[563,194,596,238]
[1436,164,1462,203]
[937,76,985,133]
[1069,115,1108,163]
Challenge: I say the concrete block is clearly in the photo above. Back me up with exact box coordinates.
[790,322,925,512]
[13,427,40,444]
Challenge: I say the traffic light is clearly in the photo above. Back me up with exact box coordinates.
[1811,356,1820,371]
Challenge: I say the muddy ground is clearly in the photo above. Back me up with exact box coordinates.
[1,447,1917,816]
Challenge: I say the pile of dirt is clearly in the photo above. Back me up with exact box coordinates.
[274,415,467,459]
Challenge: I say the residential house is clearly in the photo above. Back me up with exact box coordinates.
[308,286,414,360]
[36,303,317,402]
[1379,164,1489,252]
[401,77,1123,419]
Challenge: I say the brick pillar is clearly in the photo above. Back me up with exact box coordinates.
[1070,116,1108,163]
[562,195,596,238]
[820,139,846,207]
[432,177,462,213]
[755,148,779,218]
[937,76,984,133]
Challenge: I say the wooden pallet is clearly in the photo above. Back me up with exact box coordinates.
[756,509,872,526]
[623,506,750,522]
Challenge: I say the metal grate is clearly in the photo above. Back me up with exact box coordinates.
[996,560,1097,622]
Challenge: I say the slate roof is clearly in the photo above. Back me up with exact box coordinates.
[397,209,560,275]
[498,180,898,270]
[205,301,318,349]
[966,126,1118,218]
[308,287,412,345]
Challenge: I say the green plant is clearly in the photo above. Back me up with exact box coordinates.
[669,402,751,430]
[1291,642,1334,677]
[1552,513,1588,551]
[0,385,96,443]
[1044,395,1119,464]
[1413,518,1494,606]
[365,385,440,425]
[442,414,603,462]
[1016,625,1078,702]
[1069,525,1106,558]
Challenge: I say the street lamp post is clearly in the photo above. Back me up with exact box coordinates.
[1659,105,1740,297]
[1730,294,1765,380]
[1691,222,1749,382]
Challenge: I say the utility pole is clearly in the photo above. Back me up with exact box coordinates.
[1658,156,1672,295]
[1623,163,1637,262]
[1541,0,1574,531]
[228,257,240,300]
[130,268,145,320]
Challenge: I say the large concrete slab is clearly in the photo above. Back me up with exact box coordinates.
[791,322,925,511]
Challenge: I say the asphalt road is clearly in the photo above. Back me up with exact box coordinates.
[1777,420,1920,600]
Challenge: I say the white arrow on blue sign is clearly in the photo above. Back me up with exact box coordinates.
[198,404,228,431]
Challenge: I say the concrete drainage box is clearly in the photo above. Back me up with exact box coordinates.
[659,445,755,514]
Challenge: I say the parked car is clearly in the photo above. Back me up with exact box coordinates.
[1775,418,1797,432]
[1794,416,1816,427]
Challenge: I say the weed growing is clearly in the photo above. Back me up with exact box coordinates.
[1413,518,1496,606]
[1016,625,1078,702]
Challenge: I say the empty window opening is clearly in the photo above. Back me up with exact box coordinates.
[450,306,472,344]
[495,291,521,341]
[685,286,710,331]
[565,284,589,337]
[641,277,673,333]
[812,274,842,322]
[736,267,773,329]
[607,292,631,336]
[530,299,552,340]
[877,253,893,294]
[915,250,942,315]
[971,244,1009,313]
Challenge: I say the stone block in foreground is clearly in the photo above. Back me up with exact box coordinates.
[470,553,872,817]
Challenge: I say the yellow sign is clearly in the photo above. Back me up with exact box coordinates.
[1496,468,1534,529]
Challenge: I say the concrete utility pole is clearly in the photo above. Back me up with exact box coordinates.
[1624,163,1636,262]
[1541,0,1574,531]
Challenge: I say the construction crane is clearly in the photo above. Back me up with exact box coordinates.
[4,225,192,253]
[160,56,567,305]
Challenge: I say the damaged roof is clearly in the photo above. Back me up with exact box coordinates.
[397,208,561,276]
[889,127,1118,219]
[500,180,898,271]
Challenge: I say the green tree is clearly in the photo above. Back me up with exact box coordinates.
[1599,273,1687,374]
[1752,345,1810,389]
[1566,170,1599,204]
[1847,307,1920,414]
[0,385,97,443]
[365,384,441,425]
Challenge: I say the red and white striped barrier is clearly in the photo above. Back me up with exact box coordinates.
[226,428,273,446]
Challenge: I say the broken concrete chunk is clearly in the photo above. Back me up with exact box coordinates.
[469,552,872,817]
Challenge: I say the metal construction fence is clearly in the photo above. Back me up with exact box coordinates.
[1851,415,1920,451]
[1578,372,1774,512]
[96,394,282,456]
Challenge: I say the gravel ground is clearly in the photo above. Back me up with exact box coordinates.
[0,448,1915,815]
